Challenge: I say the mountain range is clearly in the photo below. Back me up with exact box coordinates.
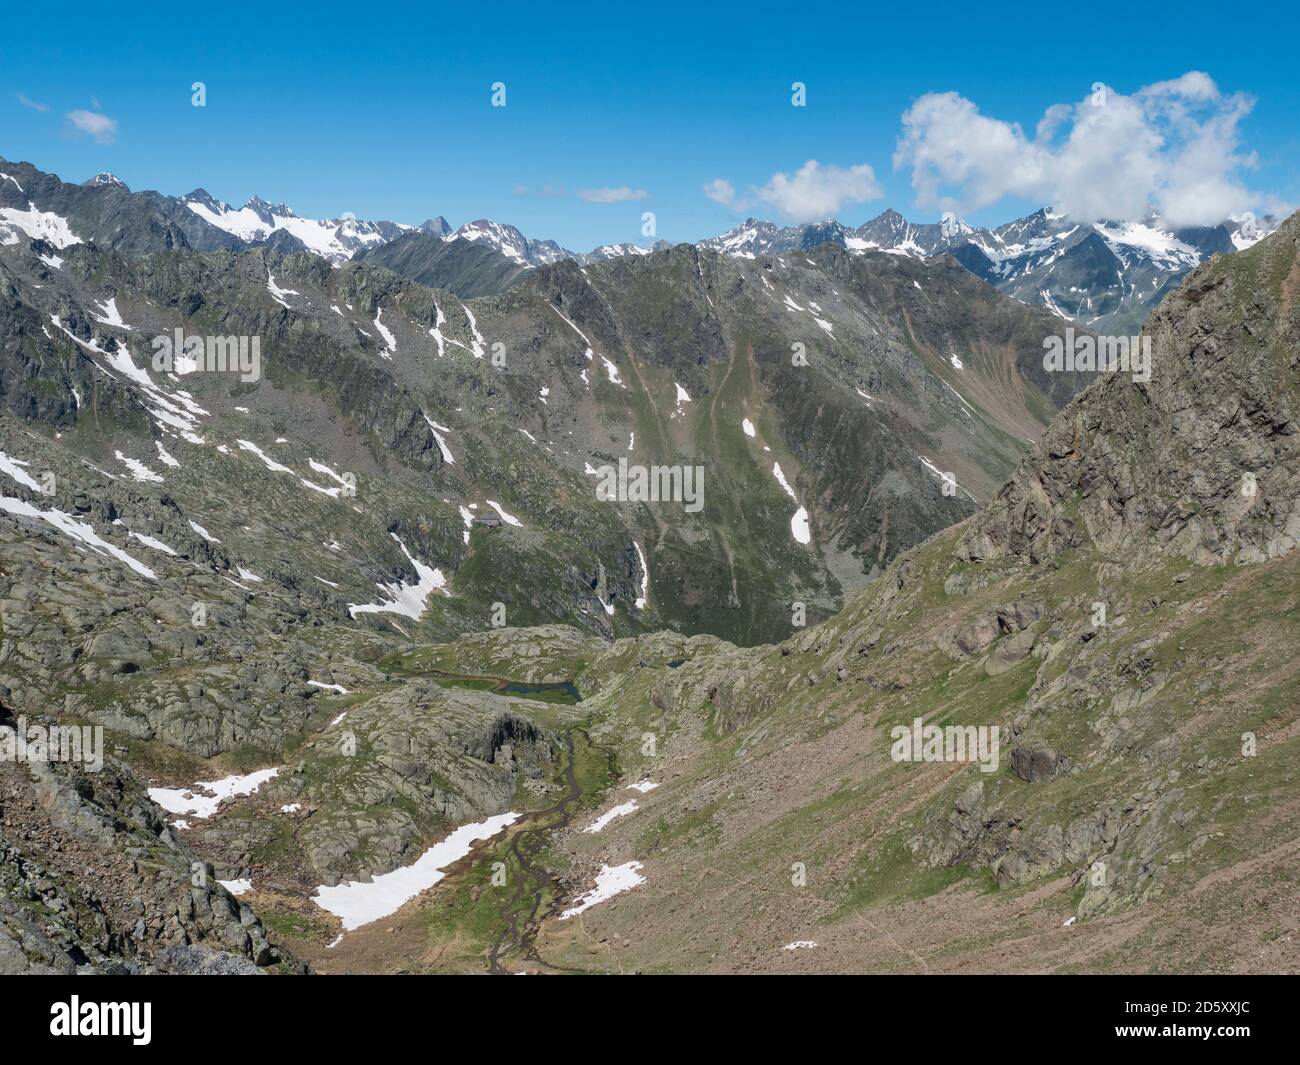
[699,207,1279,334]
[1,148,1297,975]
[5,154,1276,336]
[0,152,1085,650]
[177,185,1288,334]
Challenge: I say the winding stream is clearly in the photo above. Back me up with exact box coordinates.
[487,728,617,973]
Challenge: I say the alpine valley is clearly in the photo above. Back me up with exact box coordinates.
[0,154,1296,975]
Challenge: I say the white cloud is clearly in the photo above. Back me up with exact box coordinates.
[893,73,1260,228]
[18,92,49,113]
[703,178,735,205]
[751,160,882,223]
[66,109,118,144]
[578,186,647,204]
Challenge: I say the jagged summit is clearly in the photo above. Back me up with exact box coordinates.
[82,171,128,191]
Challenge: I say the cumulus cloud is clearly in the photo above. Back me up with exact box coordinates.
[893,73,1260,228]
[703,178,735,205]
[751,160,882,223]
[17,92,49,112]
[65,109,118,144]
[578,186,647,203]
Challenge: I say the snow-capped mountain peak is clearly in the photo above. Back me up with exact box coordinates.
[940,211,973,239]
[443,219,578,266]
[38,154,1284,331]
[1091,219,1200,272]
[697,219,781,258]
[82,172,129,191]
[181,191,411,265]
[588,242,653,260]
[695,205,1282,333]
[450,219,530,263]
[243,195,297,222]
[1227,212,1277,250]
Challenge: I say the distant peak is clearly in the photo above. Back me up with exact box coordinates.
[940,211,973,237]
[83,171,127,191]
[243,195,294,218]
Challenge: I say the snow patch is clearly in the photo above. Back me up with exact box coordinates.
[560,862,646,919]
[772,463,811,545]
[308,679,350,694]
[128,530,178,556]
[373,307,397,359]
[236,439,294,475]
[421,414,455,464]
[92,298,131,330]
[0,203,82,248]
[188,520,219,542]
[115,450,164,484]
[584,801,639,833]
[601,356,625,387]
[348,534,447,620]
[671,381,692,418]
[633,540,649,610]
[0,495,155,579]
[148,768,279,820]
[0,451,43,491]
[459,302,486,358]
[429,301,446,357]
[312,812,520,931]
[266,273,298,308]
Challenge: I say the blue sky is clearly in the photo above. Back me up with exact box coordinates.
[2,0,1297,250]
